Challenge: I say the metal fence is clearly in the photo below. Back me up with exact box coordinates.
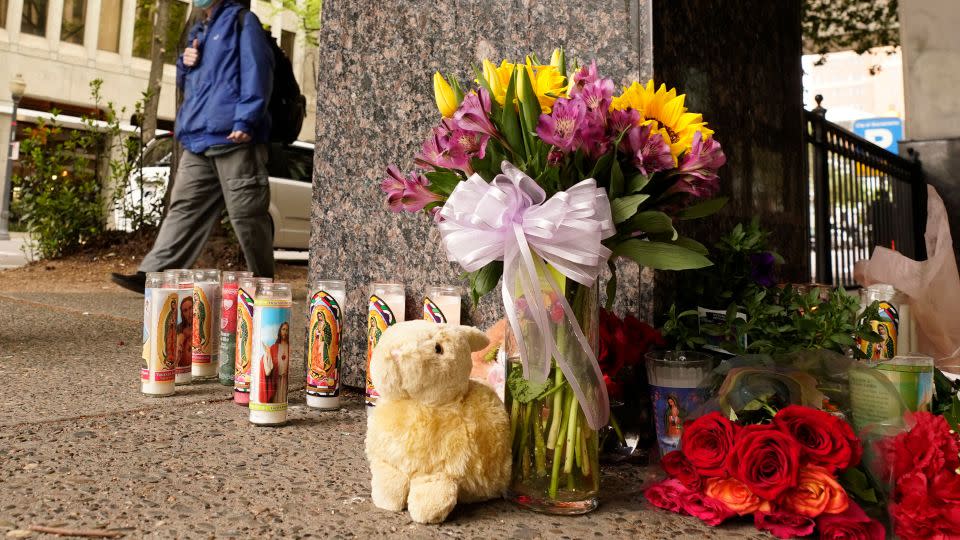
[806,98,926,288]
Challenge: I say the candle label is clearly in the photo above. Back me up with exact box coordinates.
[855,301,899,360]
[306,291,342,398]
[218,282,240,384]
[143,289,178,388]
[366,295,398,407]
[141,286,153,379]
[175,285,194,376]
[422,296,447,323]
[650,385,705,456]
[234,287,255,395]
[192,284,216,364]
[250,302,292,411]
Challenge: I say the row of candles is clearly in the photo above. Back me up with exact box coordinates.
[138,269,462,425]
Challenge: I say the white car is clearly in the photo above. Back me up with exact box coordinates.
[114,134,313,250]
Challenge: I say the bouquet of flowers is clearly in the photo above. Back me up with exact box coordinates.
[381,48,727,510]
[647,407,886,538]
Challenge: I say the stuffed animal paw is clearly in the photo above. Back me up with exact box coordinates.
[364,321,512,524]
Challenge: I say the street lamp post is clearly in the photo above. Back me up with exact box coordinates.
[0,74,27,241]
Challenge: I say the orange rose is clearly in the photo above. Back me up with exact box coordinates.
[781,466,849,518]
[705,477,770,515]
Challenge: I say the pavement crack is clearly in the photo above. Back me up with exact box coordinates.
[0,293,139,324]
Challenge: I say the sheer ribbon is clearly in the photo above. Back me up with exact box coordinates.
[437,161,613,429]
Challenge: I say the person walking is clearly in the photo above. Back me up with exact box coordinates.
[112,0,275,294]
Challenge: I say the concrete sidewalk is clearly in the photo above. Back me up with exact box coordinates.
[0,289,764,539]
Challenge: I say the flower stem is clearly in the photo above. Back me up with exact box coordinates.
[534,400,546,476]
[546,367,565,449]
[549,387,571,499]
[563,390,579,475]
[580,427,591,477]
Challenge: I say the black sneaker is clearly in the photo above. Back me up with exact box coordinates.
[111,271,146,294]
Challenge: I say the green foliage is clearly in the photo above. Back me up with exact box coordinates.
[132,0,190,64]
[933,369,960,431]
[275,0,322,46]
[14,79,145,259]
[802,0,899,73]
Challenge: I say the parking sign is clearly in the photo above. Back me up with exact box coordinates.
[853,117,903,154]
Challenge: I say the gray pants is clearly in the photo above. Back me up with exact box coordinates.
[139,145,274,277]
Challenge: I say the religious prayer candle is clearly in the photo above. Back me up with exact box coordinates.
[191,269,221,379]
[365,282,405,409]
[164,269,195,385]
[249,282,293,426]
[140,272,176,397]
[218,271,253,386]
[305,279,346,410]
[423,284,461,325]
[234,277,272,405]
[645,350,714,457]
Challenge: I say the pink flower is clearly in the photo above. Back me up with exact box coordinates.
[575,122,610,159]
[415,127,470,172]
[536,97,586,152]
[754,511,816,539]
[644,478,692,514]
[578,79,614,119]
[380,165,443,213]
[669,131,725,199]
[682,491,736,526]
[626,124,675,175]
[609,108,640,136]
[449,128,489,160]
[453,88,498,138]
[569,60,599,96]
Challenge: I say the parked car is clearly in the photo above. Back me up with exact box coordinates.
[114,134,313,250]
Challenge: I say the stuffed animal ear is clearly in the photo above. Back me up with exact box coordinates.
[452,325,489,352]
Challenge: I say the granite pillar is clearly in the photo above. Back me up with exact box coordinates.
[651,0,809,289]
[310,0,653,388]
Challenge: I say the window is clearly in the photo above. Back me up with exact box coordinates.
[280,30,295,61]
[267,145,312,182]
[21,0,48,36]
[97,0,123,51]
[133,0,189,64]
[61,0,86,44]
[0,0,7,29]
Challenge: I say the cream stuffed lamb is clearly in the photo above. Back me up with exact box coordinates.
[365,320,511,524]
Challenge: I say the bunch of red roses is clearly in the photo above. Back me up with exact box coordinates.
[878,412,960,539]
[597,308,664,400]
[646,406,885,538]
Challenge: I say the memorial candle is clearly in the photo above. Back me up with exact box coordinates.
[163,269,194,385]
[234,277,272,405]
[218,271,253,386]
[305,279,347,410]
[249,282,293,426]
[191,269,221,380]
[140,272,176,396]
[365,282,404,408]
[423,284,461,325]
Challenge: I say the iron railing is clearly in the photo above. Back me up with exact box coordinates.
[806,97,926,288]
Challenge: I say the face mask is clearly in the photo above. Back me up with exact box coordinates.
[193,0,213,8]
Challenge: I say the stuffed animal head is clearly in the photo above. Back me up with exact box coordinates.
[371,320,489,406]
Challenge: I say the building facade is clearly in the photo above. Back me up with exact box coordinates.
[0,0,318,190]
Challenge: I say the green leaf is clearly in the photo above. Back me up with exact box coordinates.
[516,66,542,139]
[839,467,878,504]
[424,171,462,197]
[627,173,650,193]
[671,236,709,255]
[610,194,650,224]
[627,211,675,236]
[677,196,729,220]
[612,240,714,271]
[609,160,625,198]
[468,261,503,304]
[507,366,553,403]
[500,70,524,157]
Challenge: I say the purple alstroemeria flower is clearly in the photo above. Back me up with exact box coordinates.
[576,122,611,159]
[380,166,443,213]
[449,128,489,160]
[536,97,586,152]
[625,124,675,175]
[578,78,615,119]
[749,252,777,287]
[453,87,498,138]
[609,108,640,137]
[668,131,725,199]
[569,61,599,96]
[415,127,470,172]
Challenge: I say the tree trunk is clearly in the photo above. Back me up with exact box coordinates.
[140,0,171,143]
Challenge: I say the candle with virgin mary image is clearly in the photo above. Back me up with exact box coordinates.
[645,350,714,456]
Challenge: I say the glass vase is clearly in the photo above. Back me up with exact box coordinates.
[504,280,600,515]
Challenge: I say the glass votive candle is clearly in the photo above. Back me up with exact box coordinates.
[644,350,714,456]
[423,284,461,325]
[305,279,347,410]
[366,282,405,409]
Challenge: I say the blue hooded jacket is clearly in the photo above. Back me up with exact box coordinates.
[175,1,275,154]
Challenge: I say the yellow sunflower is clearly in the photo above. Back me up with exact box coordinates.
[610,80,713,157]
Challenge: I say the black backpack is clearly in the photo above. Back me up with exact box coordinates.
[237,9,307,144]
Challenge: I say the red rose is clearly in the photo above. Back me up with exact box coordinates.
[661,450,702,490]
[726,424,801,500]
[681,412,738,478]
[773,405,861,472]
[817,502,886,540]
[891,471,938,540]
[619,314,664,367]
[754,511,816,539]
[682,490,736,526]
[645,478,692,514]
